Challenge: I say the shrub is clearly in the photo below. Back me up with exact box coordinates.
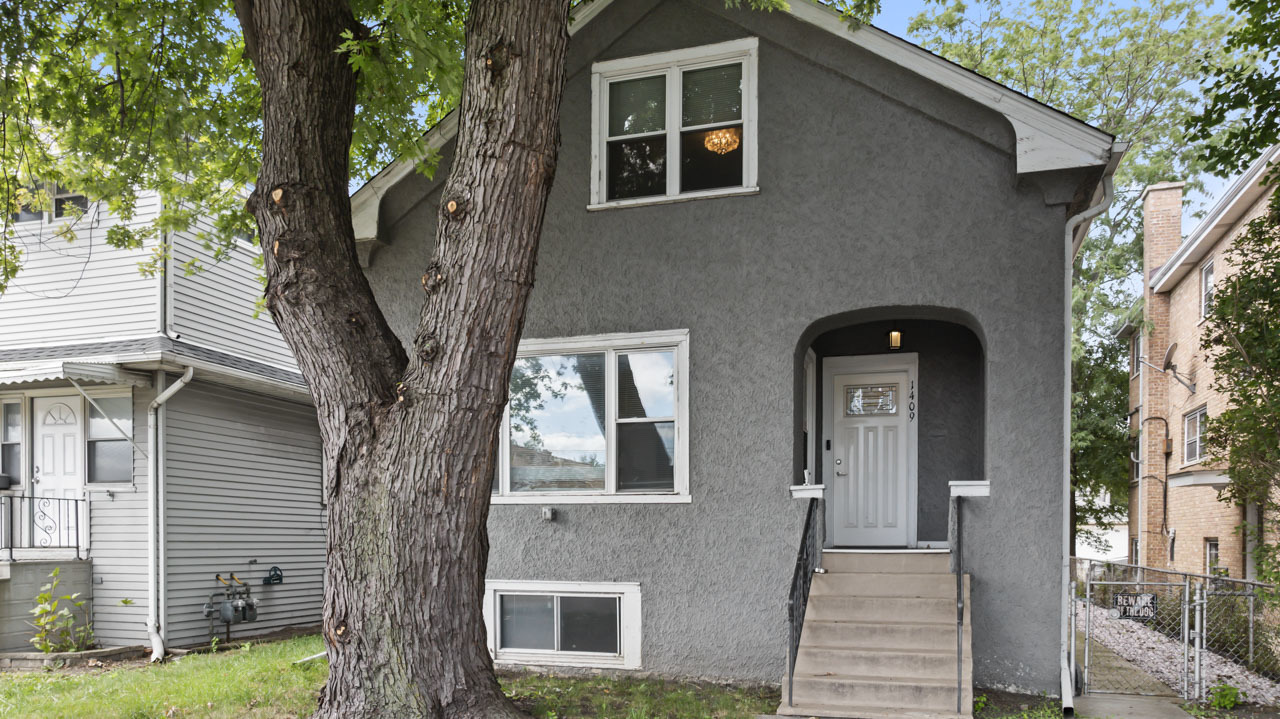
[28,568,94,653]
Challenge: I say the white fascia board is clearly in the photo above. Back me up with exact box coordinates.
[349,0,1117,237]
[1151,145,1280,293]
[1168,470,1229,489]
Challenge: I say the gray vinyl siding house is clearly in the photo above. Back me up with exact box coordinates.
[0,191,324,653]
[352,1,1121,714]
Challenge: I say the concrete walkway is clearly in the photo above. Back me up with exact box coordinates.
[1075,694,1192,719]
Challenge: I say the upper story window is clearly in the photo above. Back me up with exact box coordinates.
[1131,332,1143,376]
[590,38,758,208]
[1184,405,1207,464]
[493,330,689,504]
[1200,260,1215,318]
[7,184,88,224]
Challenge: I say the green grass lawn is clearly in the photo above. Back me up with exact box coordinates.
[0,635,780,719]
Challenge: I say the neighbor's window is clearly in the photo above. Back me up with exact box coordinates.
[484,581,641,669]
[1205,538,1222,576]
[1130,537,1139,564]
[1131,332,1143,376]
[1184,406,1207,464]
[1,400,22,483]
[493,330,689,503]
[87,396,132,483]
[1200,260,1215,318]
[52,185,88,219]
[591,38,757,206]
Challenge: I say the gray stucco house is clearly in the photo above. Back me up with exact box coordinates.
[350,1,1122,716]
[0,189,323,656]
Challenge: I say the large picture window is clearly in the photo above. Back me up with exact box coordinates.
[483,580,642,669]
[494,330,689,503]
[591,38,758,208]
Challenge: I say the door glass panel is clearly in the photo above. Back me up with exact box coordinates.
[617,421,675,492]
[509,354,606,492]
[499,594,555,650]
[559,596,620,654]
[617,351,675,419]
[1,444,17,477]
[845,384,897,416]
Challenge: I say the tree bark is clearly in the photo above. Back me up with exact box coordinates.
[239,0,571,716]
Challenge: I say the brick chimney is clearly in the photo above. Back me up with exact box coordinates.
[1135,181,1183,567]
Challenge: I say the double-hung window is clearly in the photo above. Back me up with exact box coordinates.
[591,38,758,207]
[1,400,22,484]
[87,396,132,483]
[52,185,88,220]
[1200,260,1215,318]
[483,580,642,669]
[1184,406,1207,464]
[494,330,689,503]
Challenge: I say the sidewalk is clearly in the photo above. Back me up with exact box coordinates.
[1075,694,1192,718]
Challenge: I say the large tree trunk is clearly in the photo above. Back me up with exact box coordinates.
[239,0,572,716]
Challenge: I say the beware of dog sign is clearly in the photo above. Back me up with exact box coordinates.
[1111,592,1157,620]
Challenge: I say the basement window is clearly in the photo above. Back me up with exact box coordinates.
[483,580,641,670]
[590,38,758,208]
[492,330,689,504]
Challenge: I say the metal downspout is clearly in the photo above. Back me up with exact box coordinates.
[146,366,193,661]
[1060,173,1115,715]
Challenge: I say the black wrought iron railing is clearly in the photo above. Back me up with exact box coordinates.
[786,497,823,707]
[1,495,84,560]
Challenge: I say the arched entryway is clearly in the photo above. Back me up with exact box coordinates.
[795,309,985,548]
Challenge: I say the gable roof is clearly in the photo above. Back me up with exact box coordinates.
[350,0,1118,241]
[1149,145,1280,293]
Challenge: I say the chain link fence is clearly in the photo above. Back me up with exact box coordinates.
[1072,559,1280,706]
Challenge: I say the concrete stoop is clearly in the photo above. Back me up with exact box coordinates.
[777,551,973,719]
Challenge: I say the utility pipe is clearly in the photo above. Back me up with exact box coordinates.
[1060,173,1115,716]
[146,366,193,662]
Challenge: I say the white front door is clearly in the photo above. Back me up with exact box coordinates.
[31,396,85,549]
[825,355,917,547]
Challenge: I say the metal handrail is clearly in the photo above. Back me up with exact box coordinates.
[1,495,83,560]
[786,497,823,707]
[949,494,965,714]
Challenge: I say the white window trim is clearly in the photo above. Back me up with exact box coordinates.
[589,37,759,209]
[493,329,690,505]
[1200,259,1215,319]
[1183,405,1207,465]
[0,398,27,488]
[1205,538,1220,575]
[482,580,642,670]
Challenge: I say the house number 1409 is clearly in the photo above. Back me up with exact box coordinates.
[908,381,916,421]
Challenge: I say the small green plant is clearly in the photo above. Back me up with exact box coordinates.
[118,598,134,607]
[973,693,989,714]
[28,568,94,653]
[1207,681,1245,710]
[209,635,220,652]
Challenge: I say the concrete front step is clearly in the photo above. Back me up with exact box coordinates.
[806,594,970,624]
[820,551,951,575]
[794,646,972,681]
[776,700,971,719]
[810,572,965,599]
[800,619,970,652]
[784,674,972,714]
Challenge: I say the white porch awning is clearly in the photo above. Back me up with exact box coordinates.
[0,361,151,388]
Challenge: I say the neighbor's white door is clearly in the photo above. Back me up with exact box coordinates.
[31,396,85,549]
[828,358,916,547]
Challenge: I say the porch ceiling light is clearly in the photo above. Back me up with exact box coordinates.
[704,127,740,155]
[887,326,902,352]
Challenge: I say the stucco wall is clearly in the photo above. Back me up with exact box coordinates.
[363,0,1082,691]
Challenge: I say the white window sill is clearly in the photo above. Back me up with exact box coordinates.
[494,651,632,670]
[588,186,759,211]
[492,493,690,505]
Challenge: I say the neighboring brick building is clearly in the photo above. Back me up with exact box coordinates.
[1120,146,1279,580]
